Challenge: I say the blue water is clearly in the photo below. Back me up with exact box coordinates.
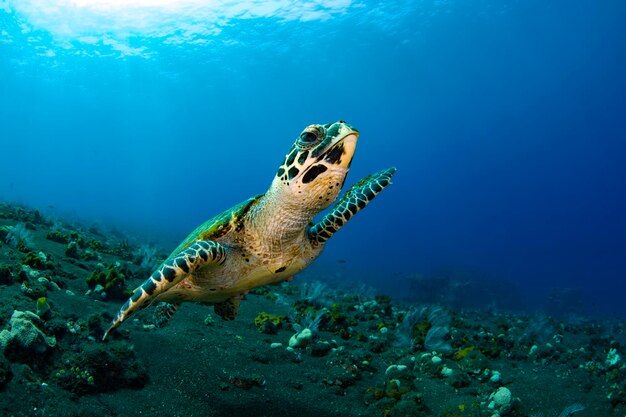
[1,0,626,315]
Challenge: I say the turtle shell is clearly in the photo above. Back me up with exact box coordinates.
[168,194,262,257]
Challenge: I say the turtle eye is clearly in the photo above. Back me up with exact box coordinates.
[298,126,325,148]
[300,132,318,143]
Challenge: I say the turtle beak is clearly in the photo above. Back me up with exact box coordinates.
[337,133,358,169]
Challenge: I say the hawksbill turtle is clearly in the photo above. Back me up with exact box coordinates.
[103,121,396,339]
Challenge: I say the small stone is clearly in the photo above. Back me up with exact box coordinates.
[385,364,409,377]
[270,343,283,349]
[490,370,501,383]
[440,365,453,377]
[431,356,442,365]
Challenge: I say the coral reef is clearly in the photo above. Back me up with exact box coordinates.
[85,262,132,300]
[3,222,34,251]
[0,310,55,363]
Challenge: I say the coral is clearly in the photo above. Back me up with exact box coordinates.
[108,240,133,259]
[53,365,96,395]
[46,230,69,244]
[453,346,475,361]
[64,241,81,259]
[4,223,34,252]
[82,249,99,261]
[22,251,50,270]
[88,239,104,251]
[294,309,326,335]
[606,348,621,368]
[394,306,429,348]
[299,280,330,307]
[86,262,131,300]
[488,386,513,415]
[395,306,452,352]
[325,303,356,338]
[36,297,51,320]
[289,328,313,348]
[0,310,55,363]
[136,244,158,269]
[289,310,327,348]
[249,286,279,301]
[20,280,47,300]
[424,306,452,352]
[254,311,287,334]
[0,225,10,241]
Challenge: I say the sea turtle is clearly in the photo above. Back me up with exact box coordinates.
[103,121,396,339]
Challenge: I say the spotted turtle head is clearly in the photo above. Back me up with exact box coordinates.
[272,121,359,210]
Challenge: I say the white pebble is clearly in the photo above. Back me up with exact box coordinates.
[385,364,408,376]
[490,370,501,383]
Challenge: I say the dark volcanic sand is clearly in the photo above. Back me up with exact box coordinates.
[0,203,624,417]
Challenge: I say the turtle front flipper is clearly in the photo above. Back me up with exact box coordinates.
[103,240,227,340]
[308,167,397,244]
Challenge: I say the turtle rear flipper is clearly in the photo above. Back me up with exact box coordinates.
[153,302,180,328]
[308,167,397,243]
[214,296,242,321]
[103,240,227,340]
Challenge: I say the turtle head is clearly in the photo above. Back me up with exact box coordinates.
[272,121,358,211]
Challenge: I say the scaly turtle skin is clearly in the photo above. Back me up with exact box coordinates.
[104,121,396,339]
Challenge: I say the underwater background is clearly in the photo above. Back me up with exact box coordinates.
[2,2,626,313]
[2,1,626,416]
